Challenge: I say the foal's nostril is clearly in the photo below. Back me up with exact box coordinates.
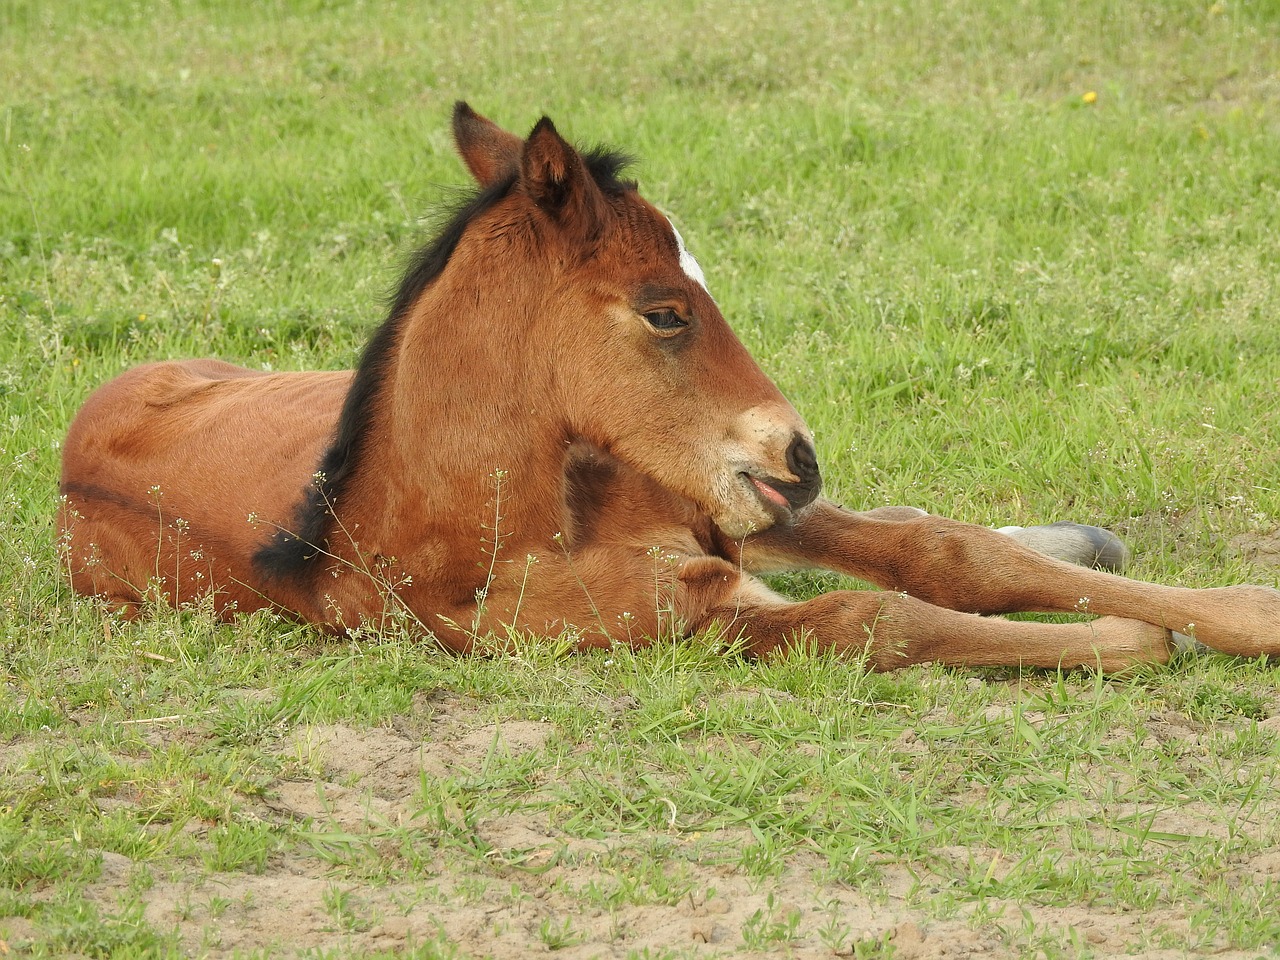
[786,434,820,483]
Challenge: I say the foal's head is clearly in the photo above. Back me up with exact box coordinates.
[444,104,820,537]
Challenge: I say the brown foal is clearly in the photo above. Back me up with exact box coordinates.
[58,104,1280,670]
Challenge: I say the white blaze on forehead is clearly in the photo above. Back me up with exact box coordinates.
[668,220,709,292]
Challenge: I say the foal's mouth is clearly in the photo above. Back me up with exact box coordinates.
[740,471,821,522]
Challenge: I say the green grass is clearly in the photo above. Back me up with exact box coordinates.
[3,0,1280,957]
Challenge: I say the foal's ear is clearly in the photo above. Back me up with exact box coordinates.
[452,102,523,187]
[520,117,606,236]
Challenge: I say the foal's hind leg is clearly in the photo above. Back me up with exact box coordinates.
[57,499,152,616]
[743,500,1280,658]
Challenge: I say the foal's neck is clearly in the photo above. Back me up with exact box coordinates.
[349,281,571,556]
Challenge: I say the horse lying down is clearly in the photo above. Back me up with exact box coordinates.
[58,103,1280,671]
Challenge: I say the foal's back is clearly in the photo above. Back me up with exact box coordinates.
[59,360,350,615]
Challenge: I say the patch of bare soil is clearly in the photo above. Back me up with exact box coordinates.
[1232,529,1280,569]
[62,697,1276,959]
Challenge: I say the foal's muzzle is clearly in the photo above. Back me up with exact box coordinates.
[743,433,821,518]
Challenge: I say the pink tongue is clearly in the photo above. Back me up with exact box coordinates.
[749,476,789,508]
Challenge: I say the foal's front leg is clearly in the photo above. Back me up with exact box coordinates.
[674,556,1171,671]
[741,500,1280,658]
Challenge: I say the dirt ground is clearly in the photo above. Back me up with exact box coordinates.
[1232,530,1280,572]
[18,690,1271,960]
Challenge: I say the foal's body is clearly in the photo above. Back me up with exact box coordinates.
[59,105,1280,669]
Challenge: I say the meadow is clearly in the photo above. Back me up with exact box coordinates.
[2,0,1280,957]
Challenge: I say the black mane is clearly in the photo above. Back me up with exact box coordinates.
[253,146,635,580]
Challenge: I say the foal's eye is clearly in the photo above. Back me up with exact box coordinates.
[643,309,688,333]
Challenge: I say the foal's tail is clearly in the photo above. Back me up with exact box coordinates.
[997,522,1131,572]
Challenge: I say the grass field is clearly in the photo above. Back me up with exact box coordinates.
[3,1,1280,957]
